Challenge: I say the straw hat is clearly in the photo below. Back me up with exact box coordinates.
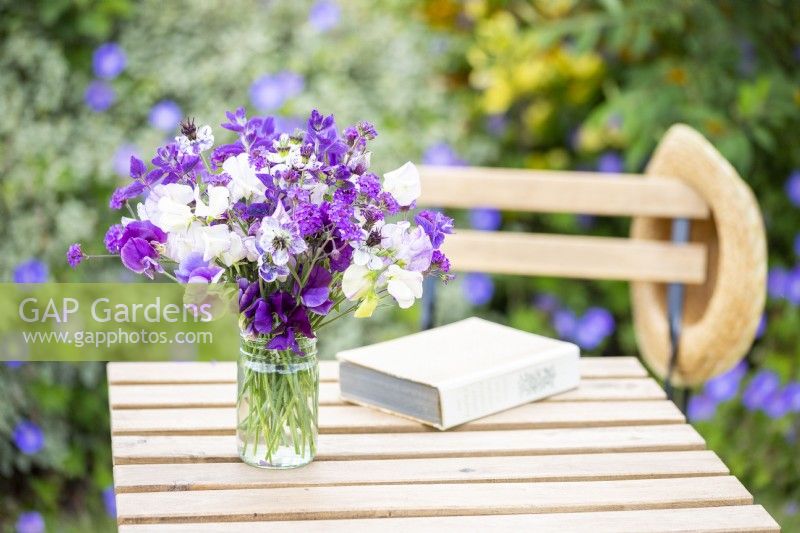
[630,124,767,387]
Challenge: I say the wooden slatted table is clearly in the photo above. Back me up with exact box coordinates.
[107,357,780,532]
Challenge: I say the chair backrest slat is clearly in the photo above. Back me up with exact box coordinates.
[441,230,706,284]
[418,165,710,219]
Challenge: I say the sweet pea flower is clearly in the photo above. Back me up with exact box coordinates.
[383,162,421,206]
[415,210,454,249]
[174,252,223,283]
[195,186,230,219]
[384,264,423,309]
[140,183,195,232]
[224,153,265,201]
[120,238,162,279]
[342,264,374,301]
[381,221,433,272]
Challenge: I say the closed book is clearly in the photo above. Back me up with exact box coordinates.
[336,317,580,430]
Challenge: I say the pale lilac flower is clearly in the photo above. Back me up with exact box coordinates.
[92,43,126,79]
[786,170,800,207]
[175,253,223,283]
[149,100,183,131]
[85,80,115,112]
[687,393,717,422]
[13,260,48,283]
[381,221,433,272]
[469,207,501,231]
[462,272,493,306]
[13,420,44,454]
[66,243,85,268]
[250,71,305,111]
[15,511,45,533]
[597,151,624,173]
[308,0,340,32]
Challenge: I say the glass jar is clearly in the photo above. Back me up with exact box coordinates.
[236,333,319,469]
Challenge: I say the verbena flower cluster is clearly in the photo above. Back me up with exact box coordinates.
[69,108,453,352]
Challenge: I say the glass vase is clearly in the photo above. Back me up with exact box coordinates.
[236,332,319,469]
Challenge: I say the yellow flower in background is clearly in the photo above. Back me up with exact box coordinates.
[533,0,577,18]
[482,77,514,114]
[523,100,554,132]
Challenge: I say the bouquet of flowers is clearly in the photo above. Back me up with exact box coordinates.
[68,107,453,468]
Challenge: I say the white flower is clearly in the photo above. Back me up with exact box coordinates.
[195,186,230,219]
[141,184,194,232]
[342,264,374,301]
[352,244,384,270]
[176,124,214,155]
[383,161,421,206]
[197,224,233,262]
[165,222,232,263]
[223,153,265,202]
[220,230,247,267]
[384,264,423,309]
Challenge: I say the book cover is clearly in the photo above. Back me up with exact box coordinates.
[336,317,580,429]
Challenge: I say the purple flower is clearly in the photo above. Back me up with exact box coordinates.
[486,114,507,135]
[174,253,223,283]
[13,260,48,283]
[66,243,85,268]
[252,299,273,335]
[13,420,44,454]
[785,382,800,412]
[104,224,125,254]
[250,71,304,111]
[15,511,45,533]
[102,486,117,518]
[258,259,290,283]
[84,80,115,112]
[534,293,559,313]
[5,361,25,368]
[415,210,454,249]
[786,170,800,207]
[149,100,183,131]
[308,0,340,32]
[574,307,615,350]
[422,142,466,166]
[763,387,791,419]
[704,360,747,401]
[576,214,596,230]
[297,265,332,312]
[120,238,162,279]
[787,267,800,305]
[469,207,501,231]
[431,249,451,273]
[597,151,624,174]
[113,144,139,176]
[264,292,314,352]
[92,43,126,79]
[257,210,307,266]
[552,308,578,339]
[737,39,756,76]
[119,220,168,249]
[687,393,717,422]
[109,180,146,209]
[742,369,780,411]
[755,313,767,339]
[462,272,493,306]
[238,279,260,318]
[767,266,788,299]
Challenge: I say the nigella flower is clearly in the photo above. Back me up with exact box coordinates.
[84,80,115,112]
[258,255,290,283]
[175,118,214,155]
[92,42,126,79]
[13,260,48,283]
[174,253,223,283]
[66,243,85,268]
[469,207,501,231]
[257,204,307,266]
[149,100,183,132]
[415,210,454,249]
[308,0,341,32]
[13,420,44,454]
[102,486,117,519]
[104,224,125,254]
[15,511,45,533]
[462,272,494,306]
[597,151,624,174]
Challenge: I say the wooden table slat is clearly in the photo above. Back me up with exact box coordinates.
[113,450,728,492]
[111,424,706,464]
[116,505,780,533]
[115,476,753,524]
[109,377,666,409]
[106,356,649,384]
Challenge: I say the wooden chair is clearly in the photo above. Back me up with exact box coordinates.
[418,124,767,392]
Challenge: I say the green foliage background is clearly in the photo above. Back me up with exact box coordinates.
[1,0,798,530]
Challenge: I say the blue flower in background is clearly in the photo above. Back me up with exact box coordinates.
[273,116,304,133]
[422,142,466,166]
[12,420,44,455]
[113,144,140,177]
[462,273,494,306]
[786,267,800,305]
[102,486,117,518]
[687,393,717,422]
[533,293,560,314]
[574,307,615,350]
[755,313,767,339]
[551,308,578,339]
[794,234,800,257]
[5,361,26,368]
[576,214,596,230]
[469,207,501,231]
[15,511,45,533]
[92,43,126,79]
[767,266,788,299]
[785,170,800,207]
[149,100,183,132]
[597,151,624,174]
[784,382,800,412]
[737,39,756,76]
[13,259,48,283]
[704,360,747,402]
[250,71,304,111]
[308,0,340,32]
[742,370,779,411]
[85,80,115,112]
[763,387,791,419]
[486,114,507,135]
